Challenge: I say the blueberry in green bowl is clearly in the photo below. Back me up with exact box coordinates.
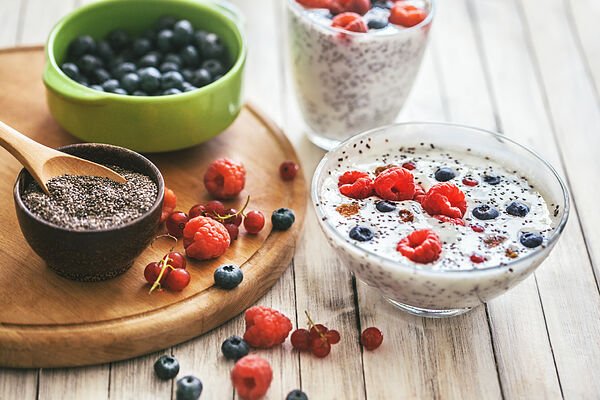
[44,0,246,153]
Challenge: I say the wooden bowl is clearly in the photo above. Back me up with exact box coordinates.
[13,143,164,281]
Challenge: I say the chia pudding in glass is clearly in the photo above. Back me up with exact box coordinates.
[287,0,435,149]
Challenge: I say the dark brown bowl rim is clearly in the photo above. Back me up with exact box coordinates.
[13,143,165,234]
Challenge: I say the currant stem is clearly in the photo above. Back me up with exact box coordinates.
[214,195,251,221]
[304,310,327,341]
[151,233,178,252]
[149,255,175,294]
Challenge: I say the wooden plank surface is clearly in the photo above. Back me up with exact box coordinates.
[2,0,600,398]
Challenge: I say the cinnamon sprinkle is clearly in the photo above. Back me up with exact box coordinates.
[336,203,360,217]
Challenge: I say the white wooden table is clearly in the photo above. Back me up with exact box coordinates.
[2,0,600,398]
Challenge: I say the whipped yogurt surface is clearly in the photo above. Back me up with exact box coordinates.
[318,144,559,271]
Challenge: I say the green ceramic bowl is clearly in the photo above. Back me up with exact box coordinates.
[44,0,246,153]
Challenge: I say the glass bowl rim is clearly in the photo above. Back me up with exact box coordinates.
[311,121,571,275]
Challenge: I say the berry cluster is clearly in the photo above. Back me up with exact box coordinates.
[290,312,341,358]
[144,250,190,292]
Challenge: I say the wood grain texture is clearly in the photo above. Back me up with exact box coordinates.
[19,0,76,45]
[0,0,22,47]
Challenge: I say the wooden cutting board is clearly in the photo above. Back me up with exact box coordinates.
[0,46,306,368]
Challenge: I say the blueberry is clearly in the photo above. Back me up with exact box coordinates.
[101,79,120,92]
[89,84,104,92]
[483,174,502,185]
[349,226,374,242]
[197,32,224,59]
[96,40,114,61]
[434,167,456,182]
[180,45,200,67]
[202,59,224,77]
[162,88,182,95]
[61,62,80,80]
[157,29,174,52]
[221,335,250,360]
[286,390,309,400]
[164,53,183,66]
[77,76,89,86]
[133,37,153,57]
[161,71,184,90]
[520,232,543,248]
[138,52,161,68]
[506,201,529,217]
[181,68,194,82]
[111,87,128,95]
[107,29,130,51]
[77,54,102,74]
[139,67,161,93]
[173,20,194,47]
[271,208,295,231]
[111,62,136,79]
[91,68,111,84]
[160,62,179,73]
[182,83,197,92]
[120,72,140,93]
[472,204,499,220]
[142,28,158,42]
[367,18,388,29]
[132,90,148,96]
[375,200,396,212]
[176,375,203,400]
[68,35,96,58]
[154,355,180,380]
[214,264,243,289]
[155,15,177,31]
[192,68,212,87]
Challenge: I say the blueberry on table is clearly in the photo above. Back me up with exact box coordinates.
[198,32,225,59]
[154,355,180,380]
[107,29,130,51]
[77,54,102,74]
[157,29,174,52]
[375,200,396,212]
[272,208,296,231]
[520,232,543,248]
[472,204,500,220]
[162,88,182,95]
[120,72,140,93]
[180,45,200,67]
[214,264,243,289]
[161,71,184,90]
[349,226,374,242]
[61,62,80,80]
[173,20,194,47]
[133,37,153,57]
[164,53,183,66]
[367,18,389,29]
[160,62,179,73]
[221,335,250,360]
[96,40,114,61]
[68,35,96,58]
[201,59,224,78]
[483,174,502,185]
[101,79,120,92]
[139,67,162,93]
[155,15,177,31]
[192,68,212,87]
[287,390,309,400]
[506,201,530,217]
[91,68,110,84]
[176,375,203,400]
[111,62,136,79]
[138,52,161,68]
[434,167,457,182]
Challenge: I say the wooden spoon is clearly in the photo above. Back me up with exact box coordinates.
[0,121,126,195]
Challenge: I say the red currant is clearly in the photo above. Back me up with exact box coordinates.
[166,211,189,238]
[223,208,243,226]
[205,200,225,217]
[325,329,341,345]
[309,324,328,340]
[166,251,186,269]
[470,253,486,263]
[189,204,207,219]
[144,262,169,284]
[462,177,479,187]
[471,224,485,233]
[279,161,300,181]
[310,337,331,358]
[290,328,311,351]
[244,210,265,234]
[402,161,416,170]
[224,223,239,241]
[164,268,191,291]
[361,327,383,351]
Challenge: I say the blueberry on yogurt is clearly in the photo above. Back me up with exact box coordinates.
[520,232,543,248]
[483,174,502,185]
[506,201,530,217]
[349,226,374,242]
[375,200,396,213]
[434,167,456,182]
[472,205,500,220]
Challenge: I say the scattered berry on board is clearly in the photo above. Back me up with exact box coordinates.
[244,210,265,234]
[271,208,296,231]
[161,187,177,223]
[280,160,300,181]
[286,389,309,400]
[164,268,191,291]
[176,375,203,400]
[231,355,273,400]
[154,355,180,380]
[360,327,383,351]
[166,211,190,238]
[203,158,246,199]
[221,335,250,361]
[183,216,231,260]
[214,264,244,290]
[146,247,191,293]
[243,306,293,348]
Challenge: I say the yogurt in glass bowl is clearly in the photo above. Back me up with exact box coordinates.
[286,0,435,150]
[311,123,569,317]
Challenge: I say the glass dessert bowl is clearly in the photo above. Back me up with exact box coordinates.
[312,122,569,317]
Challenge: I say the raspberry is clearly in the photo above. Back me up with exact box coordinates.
[413,183,426,203]
[243,306,293,348]
[433,214,466,226]
[338,170,373,199]
[332,12,368,33]
[397,229,442,264]
[160,187,177,223]
[231,355,273,400]
[337,0,370,15]
[389,3,428,27]
[373,167,416,201]
[183,216,230,260]
[203,158,246,199]
[297,0,343,13]
[421,183,467,219]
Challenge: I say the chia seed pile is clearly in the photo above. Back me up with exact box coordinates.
[22,165,157,230]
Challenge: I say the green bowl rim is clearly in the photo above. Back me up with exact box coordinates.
[44,0,247,102]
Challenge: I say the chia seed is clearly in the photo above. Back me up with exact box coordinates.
[21,165,158,230]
